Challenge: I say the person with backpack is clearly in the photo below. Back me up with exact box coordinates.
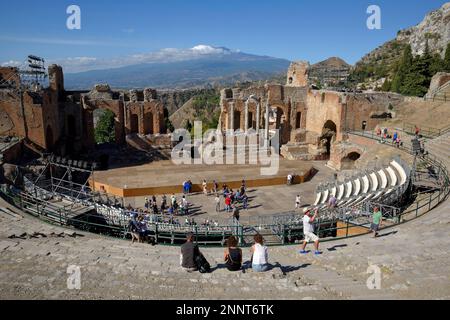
[129,214,143,244]
[224,236,242,271]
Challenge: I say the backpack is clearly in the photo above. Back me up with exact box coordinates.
[195,253,211,273]
[128,220,140,233]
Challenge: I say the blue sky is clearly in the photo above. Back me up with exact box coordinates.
[0,0,447,72]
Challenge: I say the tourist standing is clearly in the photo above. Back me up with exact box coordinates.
[371,207,383,238]
[212,180,218,194]
[393,131,398,144]
[395,136,401,148]
[224,236,242,272]
[232,205,240,222]
[225,195,232,212]
[181,195,188,215]
[300,209,321,255]
[328,195,337,209]
[202,179,208,196]
[215,194,221,212]
[295,195,301,209]
[415,125,421,137]
[187,180,193,193]
[251,234,269,272]
[287,173,293,185]
[242,195,249,211]
[161,195,167,213]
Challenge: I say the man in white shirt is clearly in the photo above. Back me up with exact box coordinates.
[300,208,321,255]
[287,174,293,185]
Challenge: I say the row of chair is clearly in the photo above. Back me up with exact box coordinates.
[313,158,410,210]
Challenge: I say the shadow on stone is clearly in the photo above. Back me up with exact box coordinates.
[327,244,348,251]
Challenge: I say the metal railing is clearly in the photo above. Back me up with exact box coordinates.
[1,131,448,247]
[348,131,450,223]
[402,122,450,139]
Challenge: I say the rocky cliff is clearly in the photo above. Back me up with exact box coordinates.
[350,2,450,87]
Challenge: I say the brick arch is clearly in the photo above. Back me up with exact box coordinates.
[340,150,362,170]
[130,114,139,134]
[45,125,54,151]
[271,104,290,145]
[246,96,260,130]
[143,112,154,134]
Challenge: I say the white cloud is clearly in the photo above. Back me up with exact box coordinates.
[191,45,227,55]
[1,60,22,67]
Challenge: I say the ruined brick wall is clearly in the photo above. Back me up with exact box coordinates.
[48,65,64,98]
[343,93,404,132]
[305,90,345,143]
[219,84,307,145]
[328,142,365,171]
[126,101,163,135]
[82,95,125,145]
[0,67,20,89]
[286,61,310,87]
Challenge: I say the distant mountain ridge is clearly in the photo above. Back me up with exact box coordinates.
[64,47,291,90]
[309,57,352,88]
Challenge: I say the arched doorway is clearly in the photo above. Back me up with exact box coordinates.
[143,112,154,135]
[234,111,241,131]
[341,152,361,170]
[66,115,77,154]
[275,107,289,145]
[130,114,139,134]
[295,112,302,129]
[248,112,253,130]
[67,115,77,137]
[321,120,337,157]
[45,125,54,151]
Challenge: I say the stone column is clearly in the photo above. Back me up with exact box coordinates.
[244,100,249,132]
[265,101,270,143]
[229,102,235,132]
[256,102,260,133]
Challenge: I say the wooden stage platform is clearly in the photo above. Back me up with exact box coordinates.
[90,159,315,197]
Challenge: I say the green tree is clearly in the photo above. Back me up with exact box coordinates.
[381,79,392,92]
[444,43,450,72]
[94,110,115,144]
[184,120,192,132]
[401,55,430,96]
[165,118,174,133]
[391,45,413,93]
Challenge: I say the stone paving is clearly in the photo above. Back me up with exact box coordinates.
[1,189,449,300]
[125,162,335,223]
[0,135,449,300]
